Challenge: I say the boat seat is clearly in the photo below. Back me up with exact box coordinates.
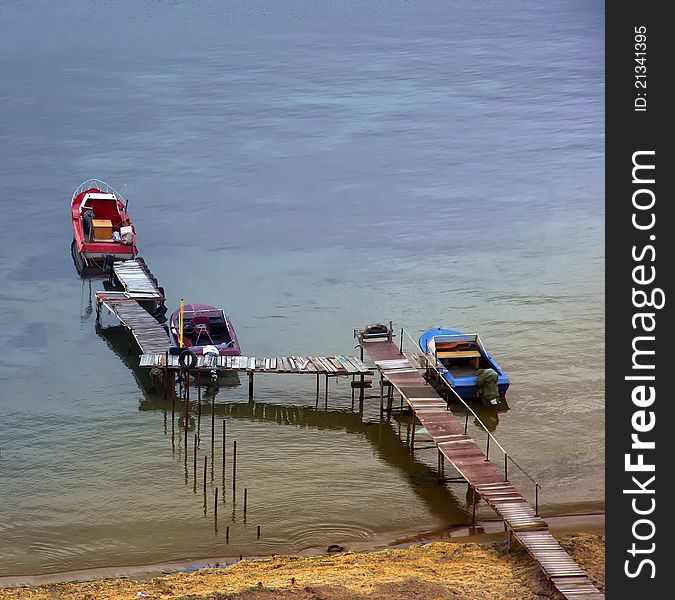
[436,350,481,359]
[193,316,213,345]
[436,349,481,369]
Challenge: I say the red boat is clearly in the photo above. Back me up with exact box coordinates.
[70,179,138,273]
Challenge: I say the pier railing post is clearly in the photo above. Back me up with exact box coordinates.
[504,453,508,481]
[485,435,490,461]
[399,328,404,355]
[535,484,540,516]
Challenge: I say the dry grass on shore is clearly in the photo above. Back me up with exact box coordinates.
[0,532,604,600]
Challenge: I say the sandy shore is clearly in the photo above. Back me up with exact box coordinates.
[0,516,604,600]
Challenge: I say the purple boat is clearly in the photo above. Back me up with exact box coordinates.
[169,304,241,356]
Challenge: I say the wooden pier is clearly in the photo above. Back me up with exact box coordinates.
[96,293,170,354]
[358,330,603,600]
[112,259,164,301]
[140,352,372,376]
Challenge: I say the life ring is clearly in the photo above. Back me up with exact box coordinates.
[179,348,197,370]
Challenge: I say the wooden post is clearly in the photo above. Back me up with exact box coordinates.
[485,435,490,461]
[379,374,384,417]
[184,374,190,449]
[164,351,169,399]
[203,455,208,496]
[410,416,416,450]
[215,488,219,519]
[464,409,469,435]
[193,434,198,493]
[244,488,248,515]
[472,487,477,525]
[211,391,216,457]
[171,371,176,420]
[248,371,254,401]
[222,420,226,498]
[232,440,237,494]
[324,374,328,409]
[257,525,261,539]
[315,373,320,409]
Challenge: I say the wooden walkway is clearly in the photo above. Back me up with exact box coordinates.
[96,294,170,354]
[140,352,372,376]
[360,337,604,600]
[112,259,164,301]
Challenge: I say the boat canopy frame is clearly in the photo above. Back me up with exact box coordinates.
[71,179,128,208]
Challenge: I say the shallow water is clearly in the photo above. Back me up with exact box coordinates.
[0,0,603,576]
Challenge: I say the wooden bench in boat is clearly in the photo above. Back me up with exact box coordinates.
[435,349,481,369]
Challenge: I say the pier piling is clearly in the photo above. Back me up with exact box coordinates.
[232,440,237,494]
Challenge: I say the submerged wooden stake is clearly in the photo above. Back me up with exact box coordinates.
[232,440,237,493]
[164,351,169,399]
[223,419,227,502]
[203,455,208,496]
[211,390,216,454]
[257,525,261,539]
[171,372,176,420]
[244,488,248,514]
[193,434,198,492]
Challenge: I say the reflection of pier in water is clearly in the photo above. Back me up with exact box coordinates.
[151,397,474,526]
[97,325,475,526]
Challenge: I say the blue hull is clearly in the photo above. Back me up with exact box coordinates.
[419,328,510,400]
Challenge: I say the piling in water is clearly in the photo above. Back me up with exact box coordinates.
[223,419,227,502]
[211,391,216,455]
[257,525,261,539]
[193,434,198,493]
[164,351,169,399]
[171,372,176,420]
[232,440,237,493]
[203,455,208,496]
[244,488,248,514]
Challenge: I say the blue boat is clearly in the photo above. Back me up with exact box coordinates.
[418,328,510,402]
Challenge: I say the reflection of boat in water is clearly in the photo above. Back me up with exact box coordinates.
[419,328,510,403]
[169,304,241,356]
[70,179,138,275]
[96,324,240,402]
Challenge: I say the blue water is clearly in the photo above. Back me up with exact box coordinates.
[0,0,603,577]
